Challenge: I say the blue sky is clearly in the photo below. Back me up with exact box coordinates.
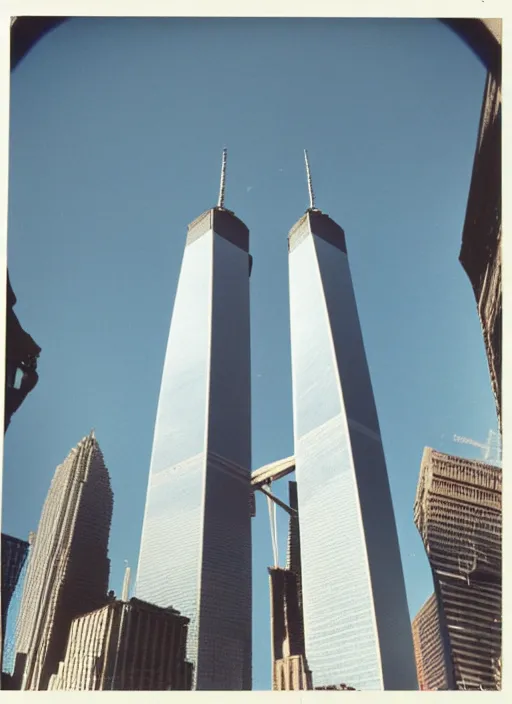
[2,17,497,689]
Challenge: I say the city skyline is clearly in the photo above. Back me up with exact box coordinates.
[2,17,497,690]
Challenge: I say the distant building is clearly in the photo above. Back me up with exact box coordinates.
[14,431,113,690]
[414,448,501,690]
[269,481,311,691]
[4,273,41,432]
[1,533,29,669]
[269,568,311,691]
[412,594,451,690]
[48,597,192,691]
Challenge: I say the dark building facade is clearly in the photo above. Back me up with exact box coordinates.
[459,68,502,432]
[14,431,113,690]
[414,448,501,690]
[268,481,311,691]
[4,273,41,432]
[1,534,29,669]
[49,597,192,691]
[412,594,451,690]
[269,567,311,691]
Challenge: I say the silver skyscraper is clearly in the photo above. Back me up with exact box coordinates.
[288,152,417,690]
[136,151,252,690]
[14,431,112,690]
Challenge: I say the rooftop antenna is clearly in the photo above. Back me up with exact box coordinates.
[217,147,227,209]
[121,561,131,602]
[304,149,316,211]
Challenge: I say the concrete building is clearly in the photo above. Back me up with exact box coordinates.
[1,534,29,669]
[49,597,192,691]
[4,273,41,432]
[136,151,252,690]
[414,448,502,690]
[288,152,417,690]
[412,594,450,690]
[13,431,113,690]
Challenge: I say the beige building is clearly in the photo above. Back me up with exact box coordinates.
[414,448,501,690]
[49,596,192,690]
[412,594,450,690]
[14,431,113,691]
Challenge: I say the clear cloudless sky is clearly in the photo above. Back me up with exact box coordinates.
[2,17,497,689]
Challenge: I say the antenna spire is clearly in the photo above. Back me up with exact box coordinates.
[304,149,316,210]
[217,148,227,209]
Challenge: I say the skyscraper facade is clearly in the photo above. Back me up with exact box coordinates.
[287,154,417,690]
[14,431,113,690]
[414,448,502,690]
[1,533,29,668]
[49,597,192,691]
[136,154,252,690]
[412,594,451,690]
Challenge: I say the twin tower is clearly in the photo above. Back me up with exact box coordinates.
[135,150,418,691]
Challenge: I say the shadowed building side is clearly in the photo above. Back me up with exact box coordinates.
[412,593,451,690]
[1,534,29,671]
[458,68,502,433]
[4,274,41,432]
[269,566,311,691]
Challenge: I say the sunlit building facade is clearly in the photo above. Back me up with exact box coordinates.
[49,597,192,691]
[14,431,112,690]
[288,193,417,689]
[414,448,502,690]
[136,181,252,690]
[412,594,451,690]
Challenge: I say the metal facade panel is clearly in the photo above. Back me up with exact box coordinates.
[289,217,417,690]
[136,212,251,690]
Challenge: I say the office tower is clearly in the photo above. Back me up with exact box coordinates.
[414,448,501,690]
[1,534,29,669]
[14,431,113,690]
[412,594,451,690]
[136,151,252,690]
[4,272,41,432]
[288,152,417,690]
[49,597,192,691]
